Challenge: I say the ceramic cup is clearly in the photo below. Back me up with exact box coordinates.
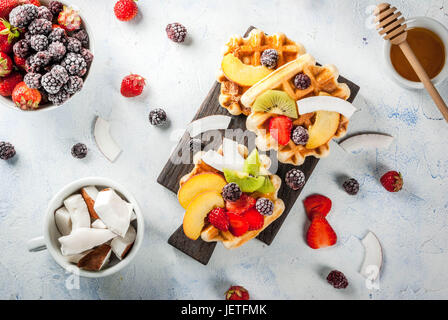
[27,177,144,278]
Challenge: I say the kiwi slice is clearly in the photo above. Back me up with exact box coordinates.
[243,149,261,177]
[252,90,298,119]
[223,169,266,193]
[257,176,276,194]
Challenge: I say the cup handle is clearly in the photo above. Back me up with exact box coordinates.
[27,236,46,252]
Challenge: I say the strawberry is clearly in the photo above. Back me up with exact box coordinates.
[120,73,146,97]
[52,24,63,29]
[0,52,12,77]
[0,19,19,54]
[228,212,249,237]
[0,0,19,19]
[303,194,332,220]
[380,171,403,192]
[225,286,250,300]
[243,208,264,231]
[269,115,293,146]
[13,54,25,69]
[12,81,41,110]
[58,6,81,32]
[306,216,337,249]
[114,0,138,22]
[25,0,40,5]
[207,207,229,231]
[225,194,256,215]
[0,71,21,96]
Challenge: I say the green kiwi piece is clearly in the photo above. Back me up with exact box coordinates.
[252,90,298,119]
[243,149,261,177]
[223,169,266,193]
[256,176,276,194]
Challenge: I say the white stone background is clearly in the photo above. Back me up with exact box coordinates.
[1,0,448,300]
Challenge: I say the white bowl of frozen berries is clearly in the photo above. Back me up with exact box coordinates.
[0,0,94,111]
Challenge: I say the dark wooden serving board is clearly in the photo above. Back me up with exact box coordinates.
[158,27,360,265]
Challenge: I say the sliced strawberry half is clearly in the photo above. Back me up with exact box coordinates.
[207,207,229,231]
[228,212,249,237]
[306,216,337,249]
[303,194,332,220]
[225,194,256,215]
[269,115,293,146]
[243,208,264,231]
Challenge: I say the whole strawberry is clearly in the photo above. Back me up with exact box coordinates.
[0,19,19,53]
[225,286,250,300]
[114,0,138,21]
[13,54,25,69]
[58,6,81,31]
[207,207,229,231]
[0,52,12,76]
[120,73,145,97]
[0,71,21,96]
[380,171,403,192]
[0,0,20,19]
[25,0,40,6]
[12,81,41,110]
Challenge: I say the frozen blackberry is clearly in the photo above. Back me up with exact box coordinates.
[48,89,70,105]
[13,39,30,58]
[0,142,16,160]
[222,183,242,202]
[50,65,69,84]
[149,108,167,126]
[166,23,187,43]
[66,37,82,53]
[260,49,279,69]
[48,41,66,61]
[48,28,67,44]
[285,168,306,191]
[64,76,83,95]
[32,51,51,68]
[28,19,52,35]
[291,126,309,145]
[294,72,311,90]
[327,270,349,289]
[188,138,203,151]
[71,143,87,159]
[41,72,63,94]
[72,29,89,48]
[37,6,53,21]
[24,72,42,89]
[343,178,359,195]
[80,48,93,65]
[61,52,87,76]
[255,198,274,216]
[30,34,49,51]
[48,1,64,16]
[9,4,38,28]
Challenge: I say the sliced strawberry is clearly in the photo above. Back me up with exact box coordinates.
[207,207,229,231]
[228,212,249,237]
[306,216,337,249]
[225,194,256,215]
[243,208,264,231]
[269,115,293,146]
[303,194,332,220]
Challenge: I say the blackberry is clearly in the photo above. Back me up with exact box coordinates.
[37,6,53,21]
[188,138,203,152]
[28,19,52,36]
[48,89,70,105]
[291,126,309,145]
[166,23,187,43]
[24,72,42,89]
[13,39,30,58]
[0,142,16,160]
[64,76,83,95]
[32,51,51,68]
[260,49,279,69]
[222,183,242,202]
[72,29,89,48]
[343,178,359,195]
[285,168,306,191]
[80,48,93,65]
[48,28,67,44]
[66,37,82,53]
[48,41,66,61]
[9,4,38,28]
[41,72,63,94]
[255,198,274,216]
[149,108,167,126]
[48,1,64,16]
[294,72,311,90]
[61,52,87,76]
[50,65,69,84]
[71,143,88,159]
[327,270,349,289]
[30,34,49,51]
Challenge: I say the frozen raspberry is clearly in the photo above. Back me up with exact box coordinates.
[9,4,38,28]
[48,1,64,16]
[285,168,306,191]
[48,28,67,44]
[327,270,349,289]
[30,34,48,51]
[28,19,52,35]
[37,6,53,21]
[71,143,87,159]
[13,40,30,58]
[294,72,311,90]
[0,142,16,160]
[149,108,167,126]
[255,198,274,216]
[50,65,69,84]
[24,72,42,89]
[80,48,93,65]
[166,23,187,43]
[48,88,70,105]
[41,72,63,94]
[222,183,242,202]
[343,178,359,195]
[72,29,89,48]
[61,52,87,76]
[48,41,66,61]
[66,37,81,53]
[260,49,279,69]
[291,126,309,145]
[64,76,83,95]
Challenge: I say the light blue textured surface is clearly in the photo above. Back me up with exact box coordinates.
[1,0,448,300]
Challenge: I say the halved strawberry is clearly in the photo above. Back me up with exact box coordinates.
[243,208,264,231]
[306,216,337,249]
[303,194,332,220]
[207,207,229,231]
[269,115,293,146]
[228,212,249,237]
[225,194,256,215]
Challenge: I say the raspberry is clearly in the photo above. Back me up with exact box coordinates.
[166,23,187,43]
[30,34,48,51]
[66,37,81,53]
[0,142,16,160]
[291,126,309,145]
[260,49,279,69]
[114,0,138,22]
[37,6,53,21]
[294,72,311,90]
[207,207,229,231]
[80,48,93,65]
[24,72,42,89]
[48,88,69,105]
[327,270,349,289]
[41,72,62,94]
[149,108,167,126]
[188,138,203,152]
[71,143,87,159]
[48,1,63,16]
[222,183,242,202]
[9,4,38,28]
[255,198,274,216]
[13,39,30,58]
[285,168,306,191]
[343,178,359,195]
[48,41,66,61]
[225,286,250,301]
[72,29,89,48]
[28,18,52,35]
[61,52,87,76]
[50,65,69,83]
[48,28,67,44]
[64,76,82,95]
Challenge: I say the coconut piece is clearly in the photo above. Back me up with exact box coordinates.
[186,115,231,138]
[64,194,91,230]
[339,134,394,153]
[222,138,245,171]
[111,225,136,260]
[93,188,131,237]
[77,244,112,271]
[54,207,72,236]
[298,96,357,118]
[94,117,122,162]
[64,250,93,264]
[58,228,117,256]
[360,231,383,280]
[91,219,107,229]
[81,186,100,220]
[126,202,137,221]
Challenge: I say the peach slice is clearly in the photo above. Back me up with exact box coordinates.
[221,54,272,87]
[178,173,227,209]
[183,191,224,240]
[306,110,341,149]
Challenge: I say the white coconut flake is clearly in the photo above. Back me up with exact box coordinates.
[222,138,245,171]
[360,231,383,281]
[186,115,232,138]
[339,134,394,153]
[58,228,117,256]
[298,96,357,118]
[54,207,72,236]
[94,117,122,162]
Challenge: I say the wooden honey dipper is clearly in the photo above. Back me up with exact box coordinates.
[375,3,448,122]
